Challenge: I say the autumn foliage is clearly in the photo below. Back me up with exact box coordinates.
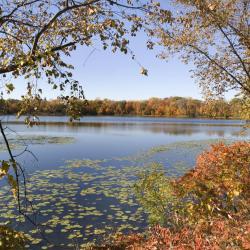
[176,142,250,222]
[0,225,26,250]
[108,219,250,250]
[96,142,250,249]
[0,97,245,119]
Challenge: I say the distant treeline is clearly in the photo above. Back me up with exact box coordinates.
[0,97,244,118]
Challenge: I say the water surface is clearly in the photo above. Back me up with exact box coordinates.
[0,116,249,249]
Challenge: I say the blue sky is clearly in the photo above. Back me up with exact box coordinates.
[10,36,205,101]
[66,37,202,100]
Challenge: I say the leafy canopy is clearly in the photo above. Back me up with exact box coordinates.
[146,0,250,100]
[0,0,149,121]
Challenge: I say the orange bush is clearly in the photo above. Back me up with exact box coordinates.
[176,142,250,222]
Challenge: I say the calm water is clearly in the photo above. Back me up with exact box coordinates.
[0,116,247,169]
[0,116,249,249]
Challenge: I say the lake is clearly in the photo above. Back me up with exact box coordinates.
[0,116,249,249]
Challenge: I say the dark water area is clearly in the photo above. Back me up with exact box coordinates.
[0,116,249,249]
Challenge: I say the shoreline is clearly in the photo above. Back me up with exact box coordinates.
[0,116,245,127]
[0,114,243,120]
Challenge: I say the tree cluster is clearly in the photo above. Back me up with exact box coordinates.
[0,97,244,119]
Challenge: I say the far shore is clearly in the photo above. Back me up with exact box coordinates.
[0,113,243,120]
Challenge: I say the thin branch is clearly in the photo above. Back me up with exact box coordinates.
[108,0,146,11]
[0,0,41,26]
[5,19,39,28]
[217,25,250,79]
[0,121,21,211]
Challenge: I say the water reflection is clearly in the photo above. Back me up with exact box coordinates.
[0,118,249,171]
[2,122,248,136]
[0,115,246,125]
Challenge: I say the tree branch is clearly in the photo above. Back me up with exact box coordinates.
[30,0,101,55]
[188,43,250,95]
[0,0,42,27]
[217,24,250,79]
[0,121,21,211]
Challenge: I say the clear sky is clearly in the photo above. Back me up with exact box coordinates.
[66,36,203,101]
[9,35,205,101]
[7,1,236,101]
